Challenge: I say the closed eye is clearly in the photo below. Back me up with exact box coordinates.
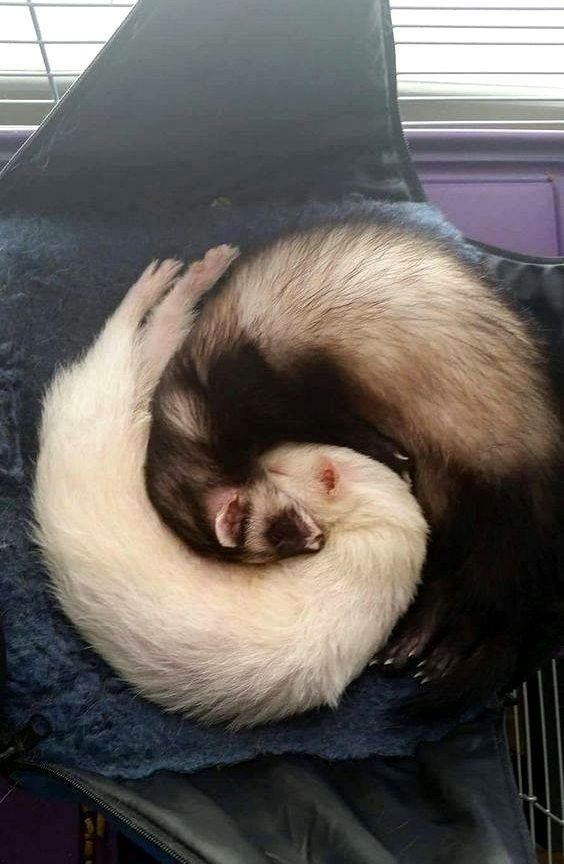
[266,465,287,477]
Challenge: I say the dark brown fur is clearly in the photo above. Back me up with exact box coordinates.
[145,220,564,710]
[146,340,412,559]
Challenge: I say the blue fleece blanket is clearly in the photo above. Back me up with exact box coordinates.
[0,198,485,779]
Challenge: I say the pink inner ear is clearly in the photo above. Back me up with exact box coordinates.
[204,487,244,548]
[318,458,338,494]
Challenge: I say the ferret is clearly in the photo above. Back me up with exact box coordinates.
[145,243,415,563]
[32,258,428,728]
[144,224,564,703]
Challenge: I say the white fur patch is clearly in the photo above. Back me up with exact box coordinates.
[32,259,428,728]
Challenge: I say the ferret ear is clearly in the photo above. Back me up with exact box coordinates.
[317,457,340,495]
[205,487,245,548]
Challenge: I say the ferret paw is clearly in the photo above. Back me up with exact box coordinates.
[370,586,443,672]
[407,628,512,689]
[121,258,184,321]
[371,589,516,705]
[139,245,239,380]
[411,651,458,685]
[370,629,431,673]
[174,244,239,301]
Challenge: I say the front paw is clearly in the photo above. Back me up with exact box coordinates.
[371,581,446,673]
[175,244,239,300]
[371,587,516,707]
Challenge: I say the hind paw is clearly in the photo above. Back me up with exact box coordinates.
[371,586,516,702]
[140,245,239,378]
[173,244,239,302]
[120,258,184,322]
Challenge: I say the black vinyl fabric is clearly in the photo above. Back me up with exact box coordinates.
[19,713,533,864]
[0,0,559,860]
[0,0,423,210]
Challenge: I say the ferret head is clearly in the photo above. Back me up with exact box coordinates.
[204,477,325,564]
[204,443,414,563]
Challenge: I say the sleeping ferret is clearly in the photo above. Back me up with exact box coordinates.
[32,258,428,727]
[143,226,564,706]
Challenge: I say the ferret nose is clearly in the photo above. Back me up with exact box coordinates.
[305,532,325,552]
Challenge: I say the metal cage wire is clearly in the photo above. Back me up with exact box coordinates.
[508,659,564,864]
[0,0,136,125]
[1,1,564,127]
[391,1,564,128]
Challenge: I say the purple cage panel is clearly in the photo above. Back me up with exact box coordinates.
[408,130,564,258]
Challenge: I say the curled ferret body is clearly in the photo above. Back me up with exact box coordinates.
[32,258,428,728]
[144,223,564,708]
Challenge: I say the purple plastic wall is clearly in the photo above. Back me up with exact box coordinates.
[409,130,564,258]
[0,777,79,863]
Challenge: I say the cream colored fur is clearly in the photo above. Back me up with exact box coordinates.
[186,225,558,521]
[33,259,428,728]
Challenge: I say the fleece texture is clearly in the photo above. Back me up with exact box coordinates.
[1,197,486,779]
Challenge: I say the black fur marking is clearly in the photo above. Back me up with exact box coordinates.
[204,341,410,479]
[264,507,322,556]
[146,339,410,561]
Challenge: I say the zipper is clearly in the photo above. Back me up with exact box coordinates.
[15,759,202,864]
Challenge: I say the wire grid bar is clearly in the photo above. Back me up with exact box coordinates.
[390,0,563,126]
[398,71,564,75]
[0,70,80,76]
[392,12,564,44]
[26,0,57,99]
[554,661,564,834]
[538,669,553,859]
[400,95,564,100]
[392,5,564,10]
[0,2,134,6]
[2,1,563,125]
[396,41,564,44]
[400,75,564,89]
[393,24,564,27]
[0,39,106,43]
[402,121,564,127]
[509,659,564,863]
[0,0,136,114]
[391,0,564,118]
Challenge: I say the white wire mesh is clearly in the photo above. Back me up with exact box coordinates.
[0,0,136,125]
[509,658,564,864]
[2,1,564,127]
[391,2,564,128]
